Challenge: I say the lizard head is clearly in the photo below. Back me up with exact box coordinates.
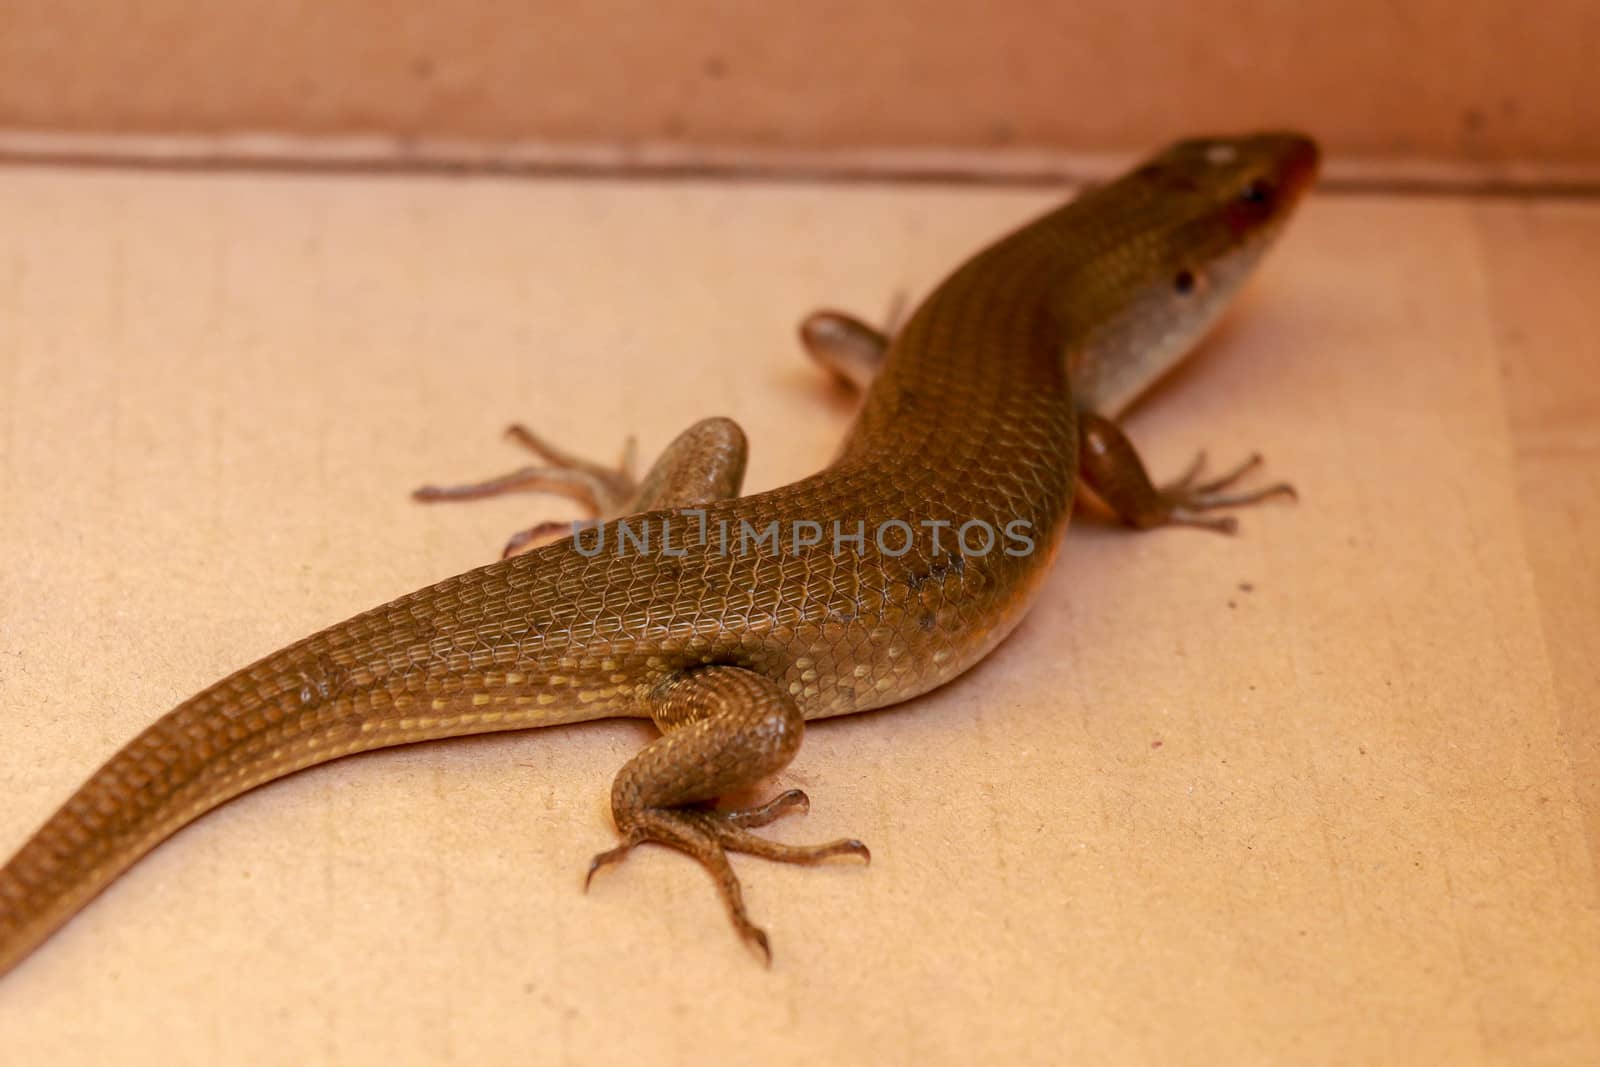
[1139,131,1321,258]
[1063,131,1321,416]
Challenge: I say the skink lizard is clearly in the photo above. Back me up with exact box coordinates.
[0,132,1319,975]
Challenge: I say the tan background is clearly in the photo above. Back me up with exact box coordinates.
[0,167,1597,1064]
[2,2,1599,1064]
[2,0,1599,184]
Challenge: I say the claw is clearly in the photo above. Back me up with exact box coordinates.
[584,832,643,891]
[740,922,773,967]
[726,789,810,829]
[751,930,772,966]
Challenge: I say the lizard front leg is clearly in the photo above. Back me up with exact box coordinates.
[1076,412,1296,534]
[803,308,1295,533]
[587,666,869,963]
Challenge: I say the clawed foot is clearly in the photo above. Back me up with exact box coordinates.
[413,424,639,557]
[1078,412,1296,535]
[584,789,870,965]
[1154,451,1297,534]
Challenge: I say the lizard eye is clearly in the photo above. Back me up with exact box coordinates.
[1239,179,1275,205]
[1173,269,1196,295]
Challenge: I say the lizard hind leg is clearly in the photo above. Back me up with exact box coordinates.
[586,666,869,964]
[413,416,748,558]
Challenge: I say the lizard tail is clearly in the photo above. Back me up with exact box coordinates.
[0,600,612,980]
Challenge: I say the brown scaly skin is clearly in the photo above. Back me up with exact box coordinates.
[0,132,1319,975]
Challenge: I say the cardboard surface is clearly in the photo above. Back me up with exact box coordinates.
[0,166,1597,1064]
[2,1,1599,178]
